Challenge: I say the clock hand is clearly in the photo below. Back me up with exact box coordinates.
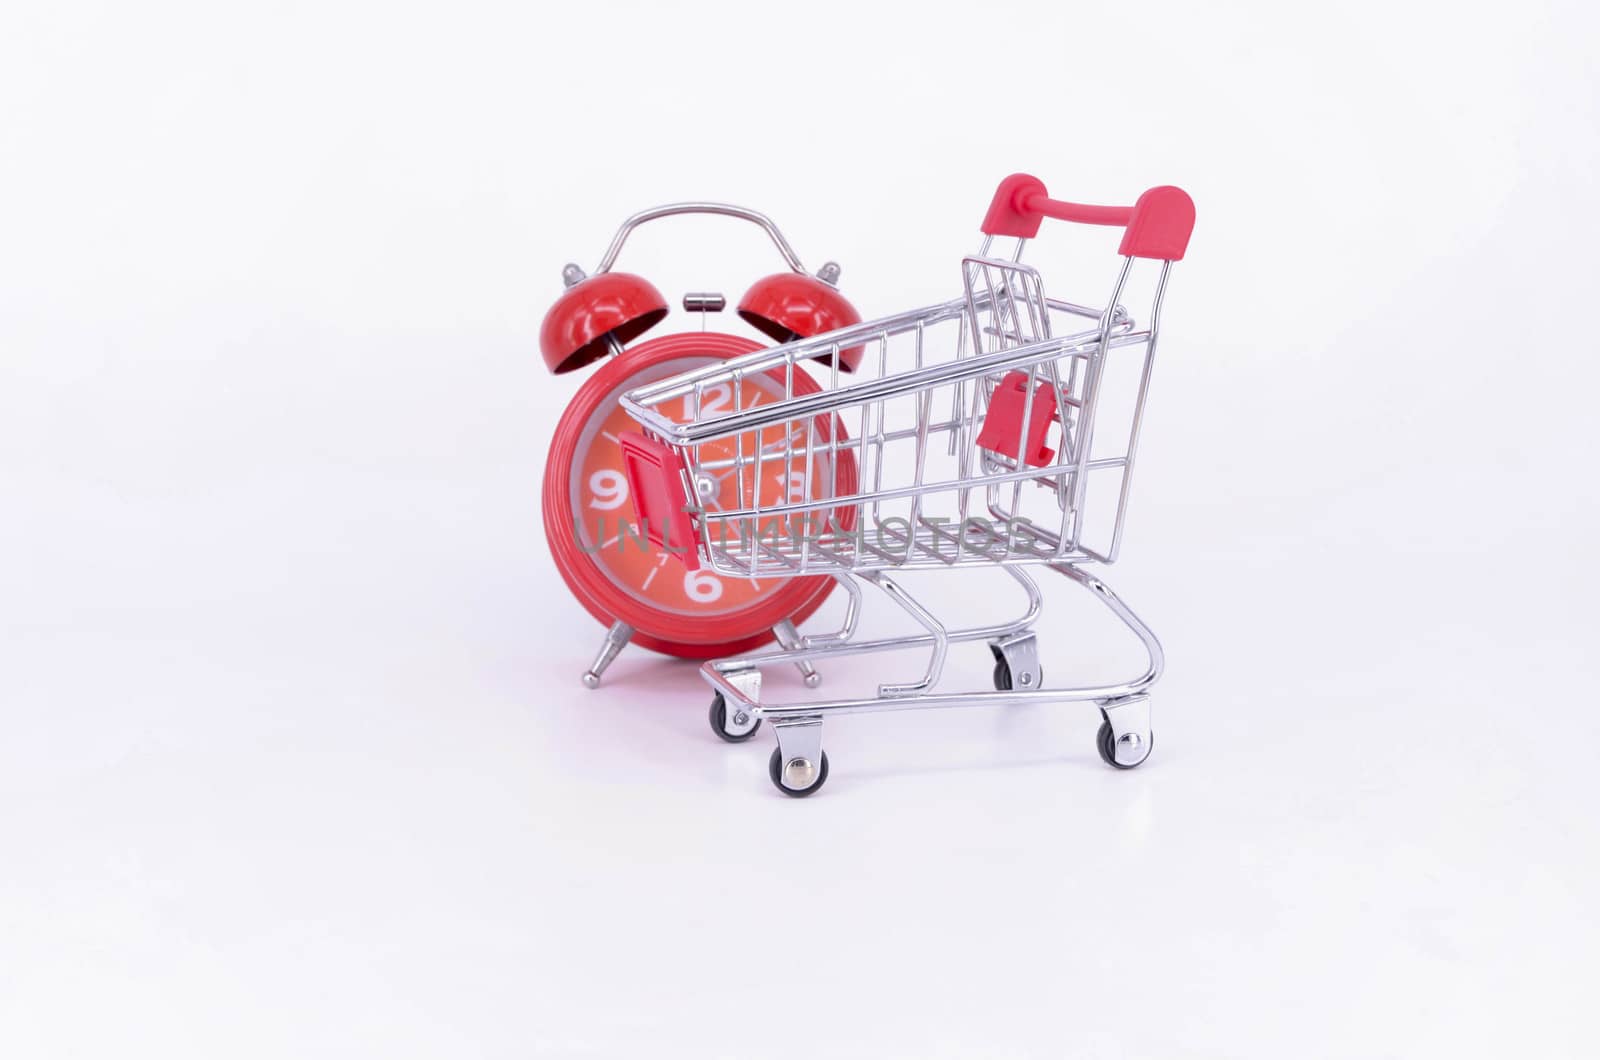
[706,424,816,486]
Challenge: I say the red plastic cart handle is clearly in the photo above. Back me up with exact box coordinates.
[980,174,1195,261]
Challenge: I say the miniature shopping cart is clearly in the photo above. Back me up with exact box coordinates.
[618,174,1196,796]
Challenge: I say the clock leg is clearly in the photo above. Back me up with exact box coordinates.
[582,620,634,689]
[773,618,821,689]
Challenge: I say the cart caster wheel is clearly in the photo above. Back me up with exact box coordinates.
[768,747,829,797]
[993,659,1042,692]
[1096,718,1153,770]
[709,693,761,743]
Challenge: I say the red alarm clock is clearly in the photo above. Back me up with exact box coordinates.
[539,204,863,688]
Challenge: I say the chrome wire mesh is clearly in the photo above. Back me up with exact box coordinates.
[621,242,1170,579]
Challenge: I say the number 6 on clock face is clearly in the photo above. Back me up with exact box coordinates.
[682,569,723,604]
[542,331,858,660]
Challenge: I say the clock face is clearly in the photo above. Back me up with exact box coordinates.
[572,359,837,616]
[542,331,855,655]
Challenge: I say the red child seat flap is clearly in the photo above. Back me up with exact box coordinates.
[618,432,701,570]
[975,371,1062,466]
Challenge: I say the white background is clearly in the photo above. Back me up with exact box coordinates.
[3,1,1598,1056]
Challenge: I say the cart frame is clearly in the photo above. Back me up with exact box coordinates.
[619,175,1195,795]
